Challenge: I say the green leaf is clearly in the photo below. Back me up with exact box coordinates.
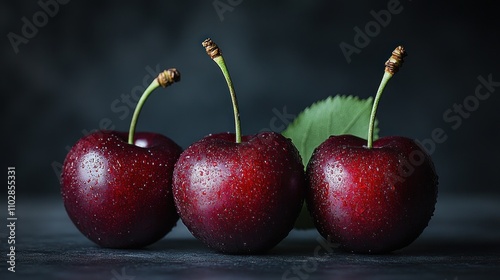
[282,95,379,229]
[283,95,378,168]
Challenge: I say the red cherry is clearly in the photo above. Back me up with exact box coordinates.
[61,131,181,248]
[306,46,438,253]
[306,135,438,253]
[61,69,181,248]
[173,132,305,253]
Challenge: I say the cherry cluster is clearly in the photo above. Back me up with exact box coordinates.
[61,39,438,254]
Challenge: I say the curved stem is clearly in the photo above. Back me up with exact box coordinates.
[367,46,406,148]
[213,56,241,143]
[367,72,392,148]
[128,79,161,144]
[128,69,181,145]
[202,38,241,144]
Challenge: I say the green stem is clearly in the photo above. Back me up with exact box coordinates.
[367,72,393,148]
[128,69,181,145]
[367,45,406,148]
[202,39,242,144]
[128,79,161,144]
[213,56,241,143]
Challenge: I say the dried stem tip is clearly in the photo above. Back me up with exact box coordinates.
[385,46,407,75]
[157,68,181,88]
[202,38,222,59]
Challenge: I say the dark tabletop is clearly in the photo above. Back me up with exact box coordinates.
[2,194,499,280]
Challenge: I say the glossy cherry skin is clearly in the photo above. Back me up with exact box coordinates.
[173,132,306,254]
[61,130,182,248]
[306,135,438,254]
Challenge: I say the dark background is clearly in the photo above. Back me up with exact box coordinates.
[2,0,499,198]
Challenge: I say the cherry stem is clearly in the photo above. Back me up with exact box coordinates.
[128,69,181,145]
[203,38,242,144]
[367,46,407,149]
[367,72,392,148]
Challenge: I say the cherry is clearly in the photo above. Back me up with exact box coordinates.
[306,47,438,253]
[173,39,306,254]
[61,69,182,248]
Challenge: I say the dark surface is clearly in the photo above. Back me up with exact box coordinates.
[1,194,499,279]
